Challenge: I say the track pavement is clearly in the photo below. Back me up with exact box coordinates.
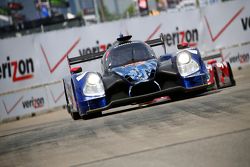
[0,66,250,167]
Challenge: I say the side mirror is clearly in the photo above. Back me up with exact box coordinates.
[177,42,189,49]
[70,66,82,74]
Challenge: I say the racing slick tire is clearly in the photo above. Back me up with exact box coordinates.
[70,111,81,120]
[63,81,81,120]
[214,63,236,89]
[214,67,222,89]
[63,81,70,113]
[227,62,236,86]
[211,69,218,90]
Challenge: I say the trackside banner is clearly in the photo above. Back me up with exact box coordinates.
[0,0,249,121]
[222,44,250,68]
[0,81,65,121]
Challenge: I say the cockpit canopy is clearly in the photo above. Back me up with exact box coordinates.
[103,41,156,70]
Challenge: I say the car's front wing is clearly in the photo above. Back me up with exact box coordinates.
[80,84,208,115]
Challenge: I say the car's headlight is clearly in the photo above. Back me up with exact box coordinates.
[177,51,200,77]
[83,73,105,96]
[177,51,191,65]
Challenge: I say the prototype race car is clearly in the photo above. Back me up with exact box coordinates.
[206,59,236,89]
[63,34,209,120]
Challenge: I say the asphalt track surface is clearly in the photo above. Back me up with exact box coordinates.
[0,66,250,167]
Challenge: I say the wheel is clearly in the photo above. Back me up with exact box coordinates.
[213,67,222,89]
[63,80,72,114]
[71,111,81,120]
[63,80,82,120]
[211,70,218,90]
[226,62,236,86]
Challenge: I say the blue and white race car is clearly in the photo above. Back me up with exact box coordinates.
[63,34,209,120]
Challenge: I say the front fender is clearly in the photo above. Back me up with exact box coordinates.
[71,72,107,115]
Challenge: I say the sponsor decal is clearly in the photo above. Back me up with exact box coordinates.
[79,26,198,56]
[78,24,162,57]
[2,96,24,114]
[204,7,244,42]
[164,27,199,47]
[146,23,162,41]
[50,89,64,103]
[40,38,81,73]
[241,16,250,31]
[229,53,249,64]
[79,40,112,56]
[22,97,45,109]
[0,56,34,82]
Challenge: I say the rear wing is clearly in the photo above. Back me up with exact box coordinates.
[68,34,166,66]
[202,53,222,61]
[68,51,105,65]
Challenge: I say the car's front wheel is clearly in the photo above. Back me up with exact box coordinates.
[70,111,81,120]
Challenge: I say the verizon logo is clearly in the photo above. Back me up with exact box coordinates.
[229,53,249,64]
[164,27,199,47]
[79,41,112,56]
[241,16,250,31]
[0,56,34,82]
[22,97,45,109]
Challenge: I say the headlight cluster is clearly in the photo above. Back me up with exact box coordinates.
[177,51,200,77]
[177,51,191,64]
[83,73,105,96]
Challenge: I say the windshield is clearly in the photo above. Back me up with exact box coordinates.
[107,42,154,68]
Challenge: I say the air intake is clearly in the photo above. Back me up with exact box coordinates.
[129,81,161,97]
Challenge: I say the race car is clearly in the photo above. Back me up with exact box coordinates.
[63,34,209,120]
[206,59,236,90]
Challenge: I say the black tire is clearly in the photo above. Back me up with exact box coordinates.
[63,80,72,114]
[71,111,81,120]
[211,70,218,90]
[213,67,222,89]
[212,77,218,90]
[227,62,236,86]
